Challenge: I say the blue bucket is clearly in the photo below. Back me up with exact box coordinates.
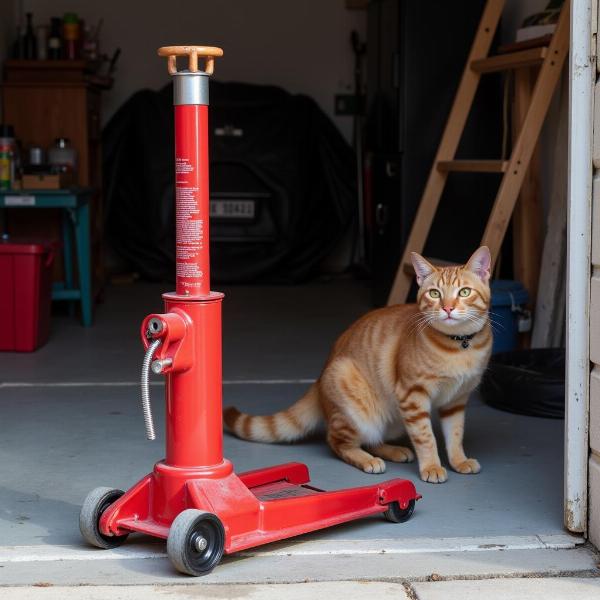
[490,280,529,354]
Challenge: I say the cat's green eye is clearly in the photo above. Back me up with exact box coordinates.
[429,289,441,299]
[459,287,471,297]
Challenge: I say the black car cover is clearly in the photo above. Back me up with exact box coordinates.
[102,81,356,283]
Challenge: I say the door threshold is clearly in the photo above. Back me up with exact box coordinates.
[237,533,585,556]
[0,533,584,564]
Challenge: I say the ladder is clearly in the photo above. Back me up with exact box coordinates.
[387,0,570,306]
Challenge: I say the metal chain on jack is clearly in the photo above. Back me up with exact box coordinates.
[141,338,162,440]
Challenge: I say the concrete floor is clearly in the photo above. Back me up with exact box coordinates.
[0,279,574,582]
[7,579,600,600]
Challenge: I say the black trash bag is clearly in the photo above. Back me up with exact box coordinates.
[102,81,356,283]
[480,348,565,419]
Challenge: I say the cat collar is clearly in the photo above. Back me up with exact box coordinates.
[446,332,476,349]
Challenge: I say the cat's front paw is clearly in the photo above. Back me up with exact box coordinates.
[361,457,386,474]
[420,464,447,483]
[388,446,415,463]
[453,458,481,474]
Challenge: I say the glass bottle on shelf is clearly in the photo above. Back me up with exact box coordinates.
[0,125,16,190]
[36,25,48,60]
[47,18,62,60]
[23,12,37,60]
[62,13,81,60]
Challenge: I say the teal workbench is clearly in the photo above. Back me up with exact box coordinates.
[0,188,94,326]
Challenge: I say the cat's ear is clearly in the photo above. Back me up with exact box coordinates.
[465,246,491,282]
[411,252,436,286]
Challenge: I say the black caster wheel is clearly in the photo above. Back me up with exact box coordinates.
[79,487,129,549]
[167,509,225,576]
[384,499,415,523]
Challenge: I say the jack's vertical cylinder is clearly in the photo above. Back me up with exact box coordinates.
[155,47,224,468]
[163,293,224,467]
[174,72,210,296]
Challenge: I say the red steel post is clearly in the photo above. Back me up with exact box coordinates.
[155,64,225,468]
[161,293,224,468]
[174,104,210,297]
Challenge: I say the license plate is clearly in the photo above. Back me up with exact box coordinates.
[210,199,255,220]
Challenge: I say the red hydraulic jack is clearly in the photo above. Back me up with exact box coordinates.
[80,46,421,576]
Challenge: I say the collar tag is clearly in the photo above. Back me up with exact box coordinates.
[447,332,476,349]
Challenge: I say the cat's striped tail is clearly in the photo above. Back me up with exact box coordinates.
[223,384,322,443]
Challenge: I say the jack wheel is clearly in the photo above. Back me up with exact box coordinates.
[384,499,415,523]
[167,509,225,576]
[79,487,129,549]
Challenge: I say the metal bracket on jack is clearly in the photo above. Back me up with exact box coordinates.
[141,310,194,374]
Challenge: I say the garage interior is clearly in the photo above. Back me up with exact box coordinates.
[2,281,565,546]
[0,0,585,586]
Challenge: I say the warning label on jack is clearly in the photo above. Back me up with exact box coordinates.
[174,105,210,295]
[176,157,194,174]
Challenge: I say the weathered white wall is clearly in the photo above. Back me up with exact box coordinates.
[588,0,600,548]
[13,0,366,140]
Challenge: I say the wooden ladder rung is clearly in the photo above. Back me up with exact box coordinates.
[437,160,508,173]
[471,47,547,73]
[402,257,458,275]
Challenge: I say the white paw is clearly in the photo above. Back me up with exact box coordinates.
[454,458,481,474]
[362,457,386,474]
[420,465,448,483]
[390,446,415,463]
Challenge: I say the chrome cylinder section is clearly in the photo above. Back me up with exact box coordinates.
[173,72,209,106]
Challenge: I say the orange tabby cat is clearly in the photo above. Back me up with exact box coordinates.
[224,246,493,483]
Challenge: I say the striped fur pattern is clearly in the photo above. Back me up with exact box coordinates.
[224,247,493,484]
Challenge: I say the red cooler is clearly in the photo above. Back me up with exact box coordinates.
[0,239,55,351]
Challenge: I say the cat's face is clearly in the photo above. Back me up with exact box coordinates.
[411,247,491,335]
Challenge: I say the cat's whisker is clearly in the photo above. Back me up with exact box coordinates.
[468,309,506,332]
[405,311,433,326]
[479,316,506,332]
[462,315,486,328]
[407,313,432,336]
[413,323,429,337]
[406,311,437,337]
[408,318,433,338]
[415,315,435,336]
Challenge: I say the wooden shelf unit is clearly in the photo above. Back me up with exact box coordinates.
[1,59,109,294]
